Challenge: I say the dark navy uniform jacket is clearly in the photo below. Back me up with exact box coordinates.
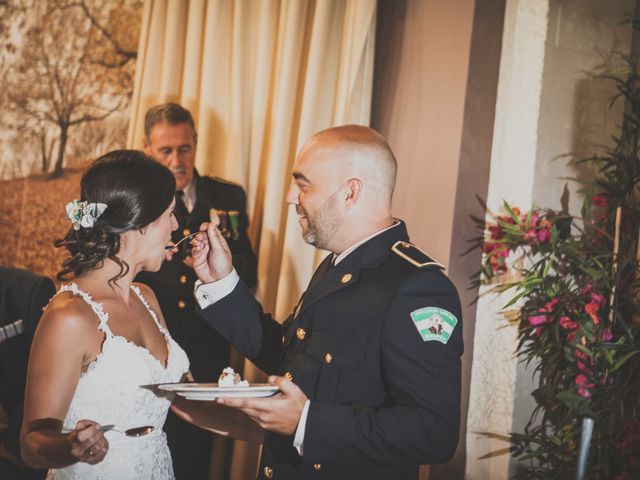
[200,221,462,480]
[0,267,55,479]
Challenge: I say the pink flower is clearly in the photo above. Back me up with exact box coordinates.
[592,195,608,207]
[524,229,537,242]
[575,374,594,398]
[577,361,591,372]
[537,227,551,244]
[528,315,548,326]
[591,292,605,305]
[601,327,613,342]
[544,298,559,312]
[529,212,539,227]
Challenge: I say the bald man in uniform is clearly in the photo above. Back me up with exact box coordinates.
[191,125,463,480]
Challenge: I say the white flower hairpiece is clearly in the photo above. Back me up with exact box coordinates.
[65,199,108,230]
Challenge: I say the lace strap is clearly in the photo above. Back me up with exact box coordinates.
[57,283,113,337]
[130,285,168,336]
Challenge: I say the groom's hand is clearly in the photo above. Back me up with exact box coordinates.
[191,222,233,283]
[216,376,308,435]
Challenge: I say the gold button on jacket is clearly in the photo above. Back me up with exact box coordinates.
[263,466,273,478]
[296,327,306,340]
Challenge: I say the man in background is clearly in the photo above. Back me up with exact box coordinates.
[0,267,55,480]
[137,103,258,479]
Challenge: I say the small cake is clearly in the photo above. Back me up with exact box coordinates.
[218,367,250,387]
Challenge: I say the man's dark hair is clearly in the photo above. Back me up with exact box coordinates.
[144,102,197,141]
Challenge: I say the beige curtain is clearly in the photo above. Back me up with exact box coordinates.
[127,1,377,478]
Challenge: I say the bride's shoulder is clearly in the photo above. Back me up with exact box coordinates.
[133,282,159,304]
[132,282,167,326]
[40,291,98,334]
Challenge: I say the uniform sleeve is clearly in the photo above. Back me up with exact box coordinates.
[198,280,284,374]
[303,270,463,465]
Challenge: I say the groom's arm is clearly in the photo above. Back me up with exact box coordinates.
[196,272,284,375]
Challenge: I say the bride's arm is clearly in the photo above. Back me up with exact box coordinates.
[21,296,109,468]
[170,394,264,443]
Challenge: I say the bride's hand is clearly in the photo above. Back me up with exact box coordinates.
[67,420,109,465]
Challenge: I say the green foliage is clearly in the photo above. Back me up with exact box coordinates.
[477,64,640,479]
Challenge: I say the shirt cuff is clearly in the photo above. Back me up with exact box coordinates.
[194,269,240,309]
[293,399,311,456]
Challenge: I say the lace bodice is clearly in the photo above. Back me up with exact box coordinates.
[47,283,189,480]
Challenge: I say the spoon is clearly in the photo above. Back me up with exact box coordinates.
[165,232,198,250]
[101,424,155,437]
[63,424,155,437]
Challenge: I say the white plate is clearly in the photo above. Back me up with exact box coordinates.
[158,383,279,401]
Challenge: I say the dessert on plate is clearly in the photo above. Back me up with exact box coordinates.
[218,367,250,387]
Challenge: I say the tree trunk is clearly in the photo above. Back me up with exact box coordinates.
[40,131,53,173]
[52,124,68,177]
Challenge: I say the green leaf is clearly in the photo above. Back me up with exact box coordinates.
[610,350,640,372]
[503,201,523,225]
[556,390,586,411]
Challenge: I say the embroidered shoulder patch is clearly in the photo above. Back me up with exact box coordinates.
[410,307,458,344]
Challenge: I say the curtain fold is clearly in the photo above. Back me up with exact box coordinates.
[128,1,376,478]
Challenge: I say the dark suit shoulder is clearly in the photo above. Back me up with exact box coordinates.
[199,175,247,195]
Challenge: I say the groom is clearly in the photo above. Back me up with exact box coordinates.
[191,125,463,479]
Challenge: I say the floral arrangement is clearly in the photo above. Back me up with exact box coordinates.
[65,199,107,230]
[476,69,640,478]
[478,194,640,479]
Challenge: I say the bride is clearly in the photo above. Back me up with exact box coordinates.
[20,151,261,479]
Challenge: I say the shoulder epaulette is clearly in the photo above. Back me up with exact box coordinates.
[391,241,445,269]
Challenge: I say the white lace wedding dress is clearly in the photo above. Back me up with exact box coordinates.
[46,283,190,480]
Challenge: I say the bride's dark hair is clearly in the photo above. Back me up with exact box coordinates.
[55,150,176,282]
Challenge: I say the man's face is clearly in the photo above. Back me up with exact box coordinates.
[144,122,196,191]
[286,145,344,251]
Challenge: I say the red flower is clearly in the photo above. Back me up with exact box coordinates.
[585,301,601,325]
[488,224,503,240]
[592,194,608,207]
[591,292,605,305]
[575,374,594,398]
[577,361,591,372]
[560,316,578,330]
[544,298,559,312]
